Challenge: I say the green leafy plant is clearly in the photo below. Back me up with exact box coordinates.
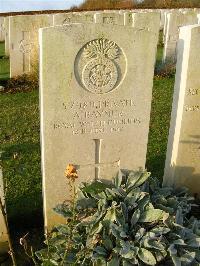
[35,169,200,265]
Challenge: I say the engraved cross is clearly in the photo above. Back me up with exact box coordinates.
[19,31,33,73]
[74,139,120,180]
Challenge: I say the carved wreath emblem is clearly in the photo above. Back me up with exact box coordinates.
[74,38,127,94]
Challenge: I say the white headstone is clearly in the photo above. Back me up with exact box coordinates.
[160,9,166,30]
[95,12,124,25]
[0,17,5,42]
[163,24,200,196]
[53,12,95,26]
[40,20,160,229]
[132,11,160,33]
[163,10,171,43]
[0,157,8,256]
[163,10,198,64]
[4,17,9,57]
[9,15,53,78]
[198,13,200,24]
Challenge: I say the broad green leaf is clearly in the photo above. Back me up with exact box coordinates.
[156,203,174,214]
[103,238,113,251]
[127,171,150,190]
[138,195,150,212]
[107,255,120,266]
[121,202,128,222]
[135,228,146,241]
[187,237,200,247]
[110,223,120,238]
[94,246,107,256]
[181,252,195,264]
[133,171,151,188]
[48,235,66,246]
[131,209,140,226]
[138,248,156,265]
[54,224,70,235]
[175,208,183,225]
[90,221,103,235]
[105,188,121,199]
[150,226,170,235]
[53,204,73,218]
[143,239,165,251]
[154,250,167,262]
[173,239,186,246]
[168,245,181,266]
[139,209,166,223]
[122,260,136,266]
[103,207,117,224]
[76,197,97,209]
[114,170,123,188]
[82,181,112,194]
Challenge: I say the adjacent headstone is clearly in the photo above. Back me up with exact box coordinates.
[40,18,160,229]
[163,9,171,43]
[53,12,94,26]
[95,12,124,25]
[198,13,200,24]
[124,11,134,26]
[0,154,8,258]
[4,17,9,57]
[163,24,200,196]
[160,9,166,30]
[163,10,198,64]
[132,11,160,33]
[124,11,160,32]
[0,17,5,42]
[9,15,53,78]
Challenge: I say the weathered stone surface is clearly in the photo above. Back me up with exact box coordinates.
[0,158,8,256]
[9,15,53,77]
[40,21,159,229]
[163,10,198,64]
[163,25,200,196]
[4,17,9,56]
[124,11,160,33]
[0,17,5,42]
[53,12,95,26]
[95,12,124,25]
[132,11,160,33]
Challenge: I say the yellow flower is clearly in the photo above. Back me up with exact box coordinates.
[65,164,78,180]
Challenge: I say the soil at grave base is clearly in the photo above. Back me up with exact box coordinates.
[1,85,37,94]
[0,75,39,94]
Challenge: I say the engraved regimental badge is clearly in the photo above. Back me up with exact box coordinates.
[19,39,33,54]
[75,38,127,94]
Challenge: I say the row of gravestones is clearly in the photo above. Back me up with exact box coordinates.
[0,8,200,77]
[0,10,200,257]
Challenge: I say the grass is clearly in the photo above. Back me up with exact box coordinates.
[0,40,175,264]
[0,42,10,82]
[146,76,174,178]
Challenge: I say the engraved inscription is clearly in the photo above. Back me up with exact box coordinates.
[63,17,71,24]
[187,88,200,96]
[185,105,200,112]
[54,98,141,136]
[103,17,115,24]
[74,38,127,94]
[19,30,34,54]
